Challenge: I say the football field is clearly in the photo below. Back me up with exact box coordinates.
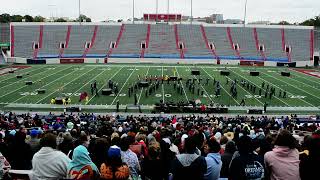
[0,64,320,113]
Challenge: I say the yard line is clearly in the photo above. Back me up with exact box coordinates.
[137,66,150,104]
[0,66,70,99]
[70,68,109,97]
[0,66,53,90]
[161,66,165,103]
[35,68,98,104]
[202,67,240,105]
[230,69,289,106]
[0,66,43,83]
[263,72,320,101]
[108,67,136,107]
[187,66,213,102]
[86,67,124,104]
[256,76,315,107]
[175,67,189,102]
[289,69,320,85]
[279,72,320,90]
[11,66,76,103]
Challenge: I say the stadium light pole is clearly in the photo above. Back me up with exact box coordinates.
[156,0,158,22]
[243,0,248,27]
[132,0,135,24]
[190,0,193,24]
[78,0,81,25]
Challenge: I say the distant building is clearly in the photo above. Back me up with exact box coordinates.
[210,14,224,24]
[224,19,243,24]
[249,21,271,25]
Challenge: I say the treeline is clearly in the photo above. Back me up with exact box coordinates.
[0,13,91,23]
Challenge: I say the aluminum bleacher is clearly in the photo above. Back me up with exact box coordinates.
[0,23,10,45]
[144,24,180,58]
[38,25,68,58]
[111,24,147,58]
[86,25,121,57]
[177,24,212,58]
[315,28,320,53]
[63,25,95,57]
[10,23,314,63]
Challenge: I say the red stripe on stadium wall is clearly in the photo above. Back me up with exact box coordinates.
[281,28,291,62]
[253,28,266,61]
[140,24,151,58]
[310,29,314,61]
[200,25,219,61]
[83,25,98,57]
[227,27,241,59]
[10,25,14,57]
[107,24,125,58]
[59,25,72,58]
[33,25,44,59]
[174,24,184,59]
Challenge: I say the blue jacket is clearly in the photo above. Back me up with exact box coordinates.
[204,153,222,180]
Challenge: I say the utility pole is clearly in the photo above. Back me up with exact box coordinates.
[191,0,193,24]
[79,0,81,25]
[133,0,135,24]
[244,0,248,27]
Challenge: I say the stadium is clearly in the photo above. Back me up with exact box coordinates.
[0,1,320,179]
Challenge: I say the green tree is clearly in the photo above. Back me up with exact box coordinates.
[23,15,34,22]
[55,18,67,22]
[10,15,23,22]
[76,14,91,22]
[300,16,320,26]
[0,13,10,23]
[34,16,45,22]
[278,21,291,25]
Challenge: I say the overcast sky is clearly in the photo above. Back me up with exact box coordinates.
[1,0,319,23]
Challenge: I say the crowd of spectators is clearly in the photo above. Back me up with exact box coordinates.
[0,111,319,180]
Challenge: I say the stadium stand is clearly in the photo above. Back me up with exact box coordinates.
[144,24,180,58]
[38,25,69,58]
[63,25,95,57]
[0,23,10,44]
[10,23,314,63]
[177,24,212,58]
[315,28,320,52]
[111,24,148,58]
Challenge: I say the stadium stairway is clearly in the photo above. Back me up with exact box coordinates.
[140,24,151,58]
[227,27,242,59]
[83,25,98,58]
[200,25,219,61]
[107,24,125,58]
[174,24,184,59]
[253,28,267,61]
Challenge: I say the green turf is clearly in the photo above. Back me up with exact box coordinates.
[0,64,319,113]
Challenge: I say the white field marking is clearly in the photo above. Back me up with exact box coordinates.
[263,72,320,101]
[108,67,136,107]
[225,75,264,105]
[230,69,289,106]
[137,66,150,104]
[287,70,320,86]
[0,66,44,83]
[86,67,124,104]
[188,67,213,102]
[257,76,315,107]
[70,68,109,97]
[12,67,77,103]
[0,66,70,99]
[202,67,240,105]
[281,74,320,91]
[0,66,54,90]
[162,66,165,103]
[35,67,98,104]
[175,67,189,102]
[290,69,320,84]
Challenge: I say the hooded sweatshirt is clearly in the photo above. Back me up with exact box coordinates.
[171,153,207,180]
[204,153,222,180]
[264,146,300,180]
[31,147,71,180]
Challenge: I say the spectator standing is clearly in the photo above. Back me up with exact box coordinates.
[220,141,237,178]
[203,137,222,180]
[120,137,140,179]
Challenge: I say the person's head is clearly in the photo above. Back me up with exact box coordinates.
[79,134,90,148]
[237,135,253,155]
[119,137,130,151]
[309,137,320,159]
[225,140,237,154]
[204,137,221,154]
[148,141,161,160]
[40,133,57,149]
[184,136,197,154]
[107,146,122,167]
[274,129,297,149]
[30,129,39,138]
